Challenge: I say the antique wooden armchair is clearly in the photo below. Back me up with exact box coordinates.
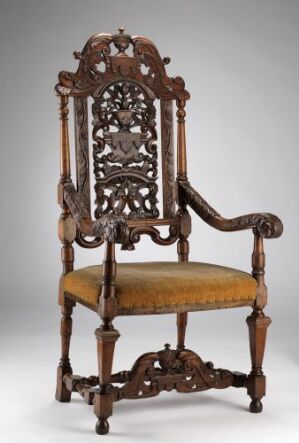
[55,28,283,435]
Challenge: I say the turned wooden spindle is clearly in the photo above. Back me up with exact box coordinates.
[176,238,189,350]
[176,99,187,181]
[246,232,271,413]
[56,93,76,403]
[251,232,267,309]
[57,93,75,286]
[58,94,71,184]
[176,99,189,349]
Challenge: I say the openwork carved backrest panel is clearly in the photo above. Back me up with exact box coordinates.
[56,28,190,223]
[92,81,159,219]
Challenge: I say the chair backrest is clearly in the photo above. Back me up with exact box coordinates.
[56,28,190,247]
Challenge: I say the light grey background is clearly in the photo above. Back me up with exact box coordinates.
[0,1,298,442]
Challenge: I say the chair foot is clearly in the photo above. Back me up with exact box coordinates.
[95,418,110,435]
[249,398,263,413]
[55,365,72,402]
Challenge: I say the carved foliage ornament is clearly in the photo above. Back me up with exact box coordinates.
[55,27,190,100]
[74,97,90,212]
[113,346,234,401]
[92,81,159,219]
[179,180,283,239]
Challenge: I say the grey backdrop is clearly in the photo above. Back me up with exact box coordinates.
[0,1,298,442]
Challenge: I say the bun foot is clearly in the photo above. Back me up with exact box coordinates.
[249,398,263,413]
[96,418,110,435]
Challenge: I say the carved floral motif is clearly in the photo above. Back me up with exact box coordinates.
[92,81,159,219]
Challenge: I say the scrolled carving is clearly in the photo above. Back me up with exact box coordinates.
[179,180,283,239]
[112,344,234,402]
[121,224,179,250]
[75,232,104,249]
[233,213,283,239]
[55,28,190,100]
[62,345,248,407]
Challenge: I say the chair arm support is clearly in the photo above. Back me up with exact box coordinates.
[62,183,128,242]
[178,180,283,239]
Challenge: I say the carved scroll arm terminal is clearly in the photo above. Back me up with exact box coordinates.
[178,180,283,239]
[61,182,128,242]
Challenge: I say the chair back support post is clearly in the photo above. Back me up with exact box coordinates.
[58,95,71,184]
[57,94,76,304]
[176,97,190,261]
[176,98,189,348]
[176,99,187,181]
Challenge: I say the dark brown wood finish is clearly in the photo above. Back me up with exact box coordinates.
[94,325,120,435]
[161,99,176,218]
[74,96,91,214]
[55,28,283,435]
[62,342,250,406]
[55,94,76,402]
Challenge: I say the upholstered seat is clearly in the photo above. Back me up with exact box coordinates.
[63,262,256,314]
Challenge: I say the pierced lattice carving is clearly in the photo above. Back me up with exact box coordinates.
[92,81,159,219]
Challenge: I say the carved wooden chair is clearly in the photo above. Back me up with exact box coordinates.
[55,28,283,435]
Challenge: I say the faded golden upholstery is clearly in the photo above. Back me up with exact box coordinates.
[63,262,256,314]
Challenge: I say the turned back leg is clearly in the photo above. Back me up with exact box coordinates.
[177,312,188,350]
[56,297,74,402]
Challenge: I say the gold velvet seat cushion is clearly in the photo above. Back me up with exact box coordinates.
[63,262,256,314]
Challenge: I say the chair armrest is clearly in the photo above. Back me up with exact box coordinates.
[62,183,127,242]
[178,180,283,239]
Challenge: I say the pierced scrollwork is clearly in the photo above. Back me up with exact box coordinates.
[62,345,247,406]
[92,81,160,219]
[121,224,179,251]
[56,28,190,100]
[112,344,234,401]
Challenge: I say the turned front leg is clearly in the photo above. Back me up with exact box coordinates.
[94,324,120,435]
[246,309,271,412]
